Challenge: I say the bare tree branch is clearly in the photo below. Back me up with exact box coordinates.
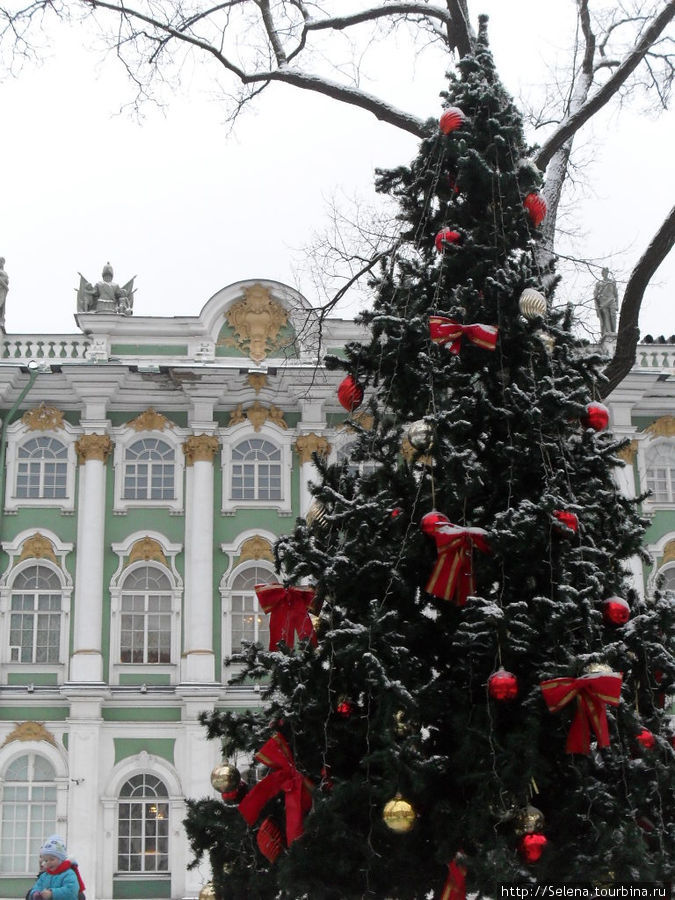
[535,0,675,170]
[600,204,675,397]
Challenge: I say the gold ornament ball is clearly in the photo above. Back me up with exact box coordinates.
[210,763,241,793]
[306,498,328,530]
[382,794,417,833]
[394,710,414,738]
[199,883,217,900]
[519,288,547,319]
[515,805,545,836]
[222,861,235,875]
[407,420,434,452]
[583,662,614,676]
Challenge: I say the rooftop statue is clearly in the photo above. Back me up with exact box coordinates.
[593,267,619,337]
[0,256,8,326]
[77,262,135,315]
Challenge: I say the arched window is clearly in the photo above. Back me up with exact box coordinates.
[117,774,169,873]
[231,439,281,501]
[645,442,675,503]
[9,564,63,663]
[16,437,68,499]
[0,754,56,873]
[123,439,175,501]
[228,565,273,652]
[336,440,379,477]
[658,565,675,593]
[120,567,172,664]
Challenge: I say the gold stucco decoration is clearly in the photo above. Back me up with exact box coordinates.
[661,540,675,567]
[294,433,331,465]
[247,373,268,394]
[18,533,58,566]
[1,721,57,748]
[75,433,113,464]
[644,416,675,438]
[183,434,220,465]
[616,440,638,465]
[22,403,65,432]
[222,284,289,363]
[238,535,274,563]
[341,410,375,433]
[127,537,168,568]
[401,435,433,467]
[127,408,173,432]
[228,402,287,432]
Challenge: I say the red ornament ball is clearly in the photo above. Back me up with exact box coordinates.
[222,783,247,804]
[435,228,462,253]
[488,669,519,701]
[439,107,465,134]
[523,192,547,227]
[603,596,630,625]
[553,510,579,534]
[256,817,284,863]
[420,510,450,535]
[519,833,548,863]
[337,374,364,412]
[582,402,610,431]
[636,727,656,751]
[391,507,403,519]
[336,699,354,717]
[447,174,460,195]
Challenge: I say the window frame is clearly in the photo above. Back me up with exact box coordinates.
[109,535,183,685]
[640,438,675,510]
[0,537,73,682]
[112,428,186,514]
[4,424,77,513]
[221,423,292,515]
[0,742,69,877]
[116,773,170,875]
[220,559,276,664]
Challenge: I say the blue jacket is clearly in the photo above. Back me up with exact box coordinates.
[29,865,79,900]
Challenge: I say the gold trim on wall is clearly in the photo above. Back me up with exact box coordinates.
[1,722,57,748]
[661,539,675,567]
[238,535,274,563]
[182,434,220,465]
[127,408,173,432]
[75,433,113,464]
[227,401,287,432]
[247,373,268,394]
[127,537,168,568]
[294,433,331,465]
[644,416,675,438]
[616,440,638,465]
[221,284,289,363]
[22,403,65,431]
[18,533,58,566]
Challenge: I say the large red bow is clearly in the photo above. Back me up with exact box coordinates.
[429,316,498,355]
[238,732,314,844]
[541,673,622,754]
[424,516,490,605]
[439,857,466,900]
[255,583,317,651]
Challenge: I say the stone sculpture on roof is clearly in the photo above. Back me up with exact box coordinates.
[0,256,8,327]
[593,267,619,337]
[77,262,135,315]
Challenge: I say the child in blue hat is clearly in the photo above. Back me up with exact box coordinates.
[27,836,83,900]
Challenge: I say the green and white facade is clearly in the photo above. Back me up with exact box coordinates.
[0,280,672,900]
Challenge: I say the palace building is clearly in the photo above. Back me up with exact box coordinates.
[0,275,672,899]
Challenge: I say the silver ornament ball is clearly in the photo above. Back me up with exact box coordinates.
[519,288,547,320]
[407,420,434,451]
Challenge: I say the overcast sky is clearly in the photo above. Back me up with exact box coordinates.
[1,0,673,339]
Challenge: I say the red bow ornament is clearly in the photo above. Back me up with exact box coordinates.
[540,672,623,754]
[238,732,314,844]
[255,583,317,651]
[429,316,498,355]
[422,514,490,605]
[439,856,466,900]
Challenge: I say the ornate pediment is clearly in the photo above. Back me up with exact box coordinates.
[238,535,274,563]
[644,416,675,438]
[228,401,287,432]
[661,540,675,567]
[19,533,58,565]
[127,537,168,568]
[247,373,268,394]
[127,408,173,432]
[2,721,57,748]
[294,433,331,465]
[221,285,289,362]
[22,403,65,431]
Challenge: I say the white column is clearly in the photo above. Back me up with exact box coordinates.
[182,434,219,682]
[65,696,104,900]
[294,432,331,518]
[70,433,112,683]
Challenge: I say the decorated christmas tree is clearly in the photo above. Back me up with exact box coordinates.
[185,17,675,898]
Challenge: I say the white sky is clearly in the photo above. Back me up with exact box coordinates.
[0,0,673,338]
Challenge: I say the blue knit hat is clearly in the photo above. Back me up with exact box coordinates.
[40,835,67,862]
